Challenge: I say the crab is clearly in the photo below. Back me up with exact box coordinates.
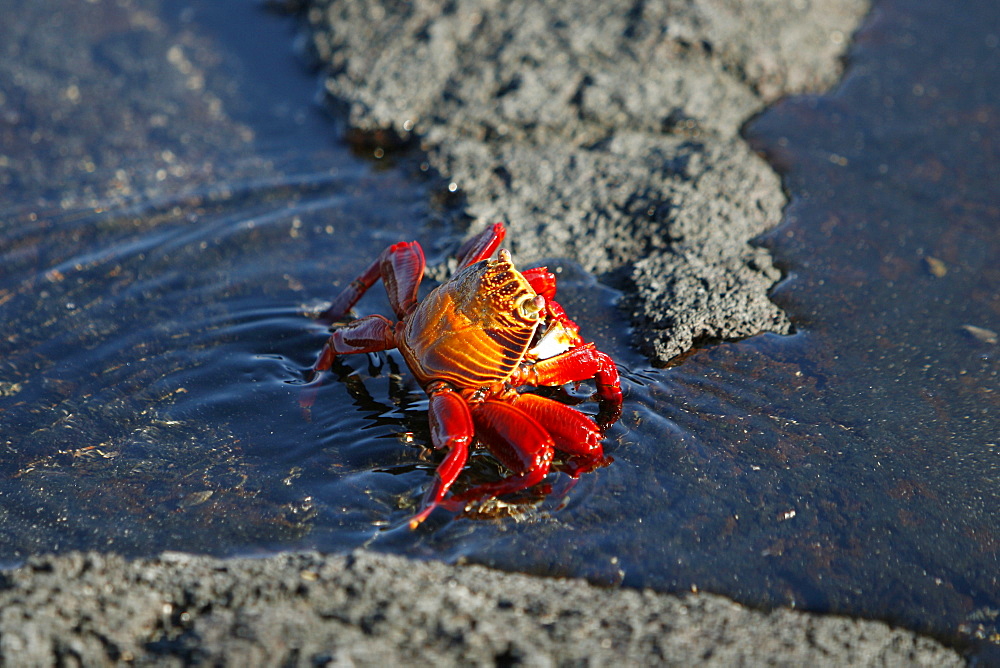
[307,223,622,527]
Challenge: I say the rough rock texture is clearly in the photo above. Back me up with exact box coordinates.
[0,550,963,666]
[305,0,868,361]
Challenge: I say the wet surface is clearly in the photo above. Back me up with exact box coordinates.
[0,0,996,656]
[741,0,999,647]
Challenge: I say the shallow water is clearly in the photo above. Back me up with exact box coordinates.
[1,0,996,656]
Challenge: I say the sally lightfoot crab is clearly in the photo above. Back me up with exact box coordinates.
[306,223,622,527]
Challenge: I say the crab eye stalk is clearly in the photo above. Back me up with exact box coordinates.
[518,294,545,320]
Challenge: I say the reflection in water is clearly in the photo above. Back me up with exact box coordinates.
[0,0,997,656]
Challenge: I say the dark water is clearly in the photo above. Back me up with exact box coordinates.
[1,0,997,657]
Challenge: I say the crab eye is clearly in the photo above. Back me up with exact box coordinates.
[518,294,545,320]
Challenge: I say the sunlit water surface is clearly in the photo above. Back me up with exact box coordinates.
[0,0,996,656]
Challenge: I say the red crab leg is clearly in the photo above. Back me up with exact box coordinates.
[509,393,602,458]
[511,342,623,411]
[511,393,610,477]
[446,400,555,504]
[409,383,475,528]
[301,315,399,410]
[308,314,397,377]
[455,222,506,268]
[320,240,426,322]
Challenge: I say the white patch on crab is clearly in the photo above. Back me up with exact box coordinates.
[529,322,575,360]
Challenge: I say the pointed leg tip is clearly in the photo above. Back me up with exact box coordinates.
[409,505,435,529]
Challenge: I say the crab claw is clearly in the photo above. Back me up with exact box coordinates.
[511,343,623,427]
